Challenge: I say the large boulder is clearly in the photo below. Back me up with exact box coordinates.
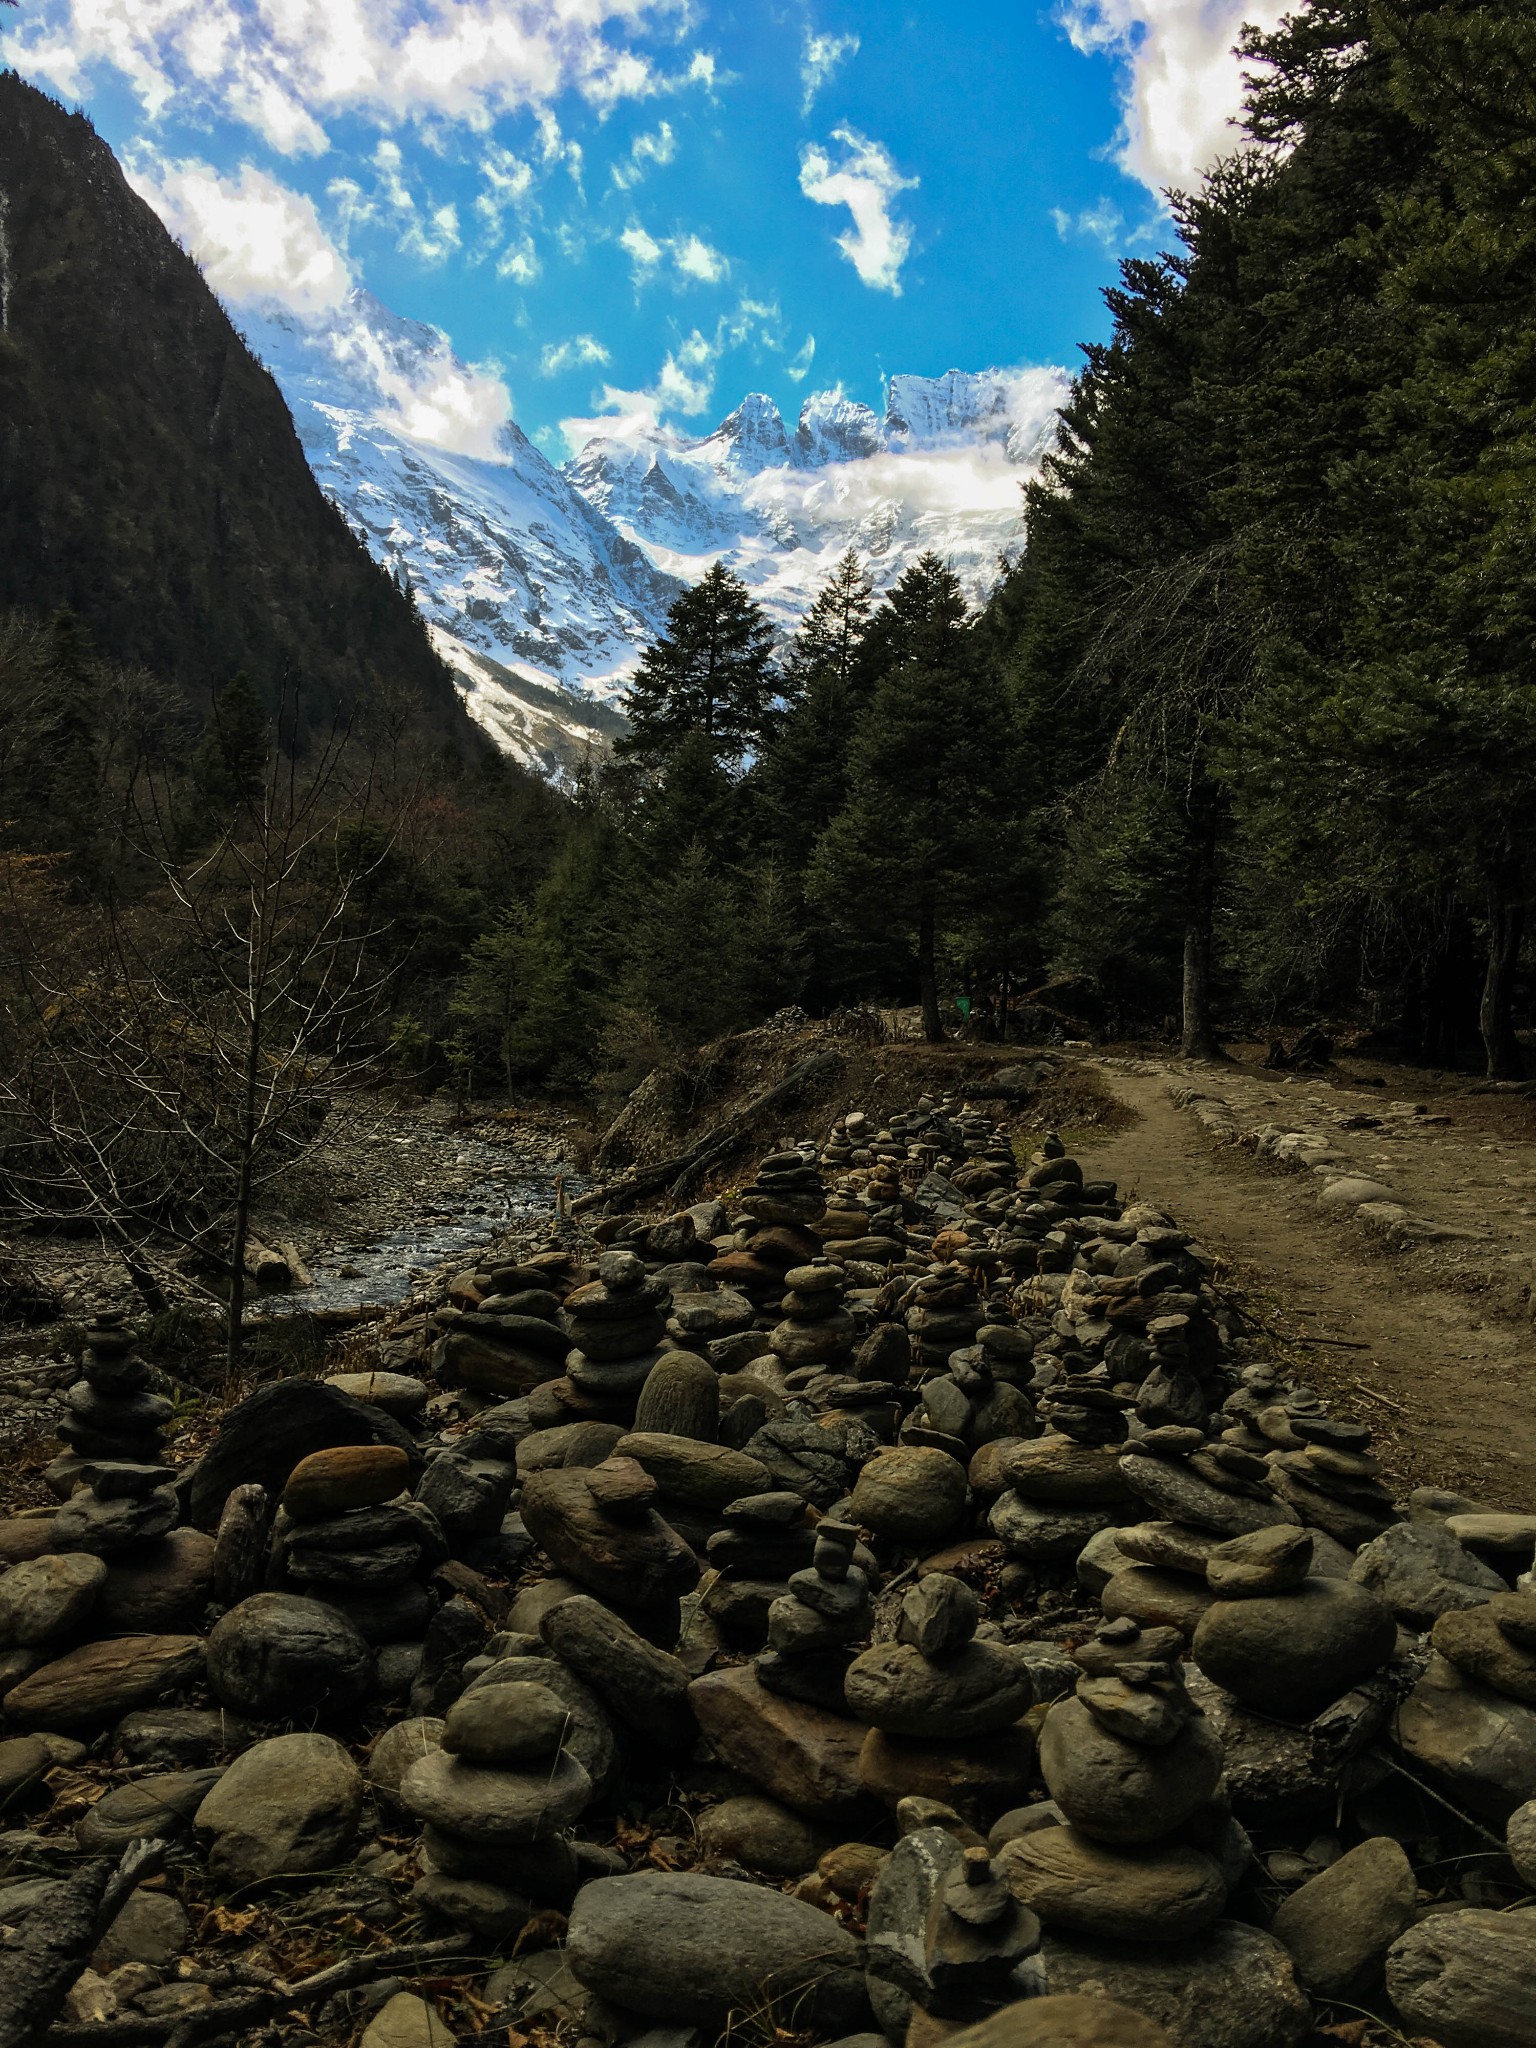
[206,1593,374,1722]
[1350,1520,1506,1630]
[565,1870,867,2030]
[1268,1836,1416,2000]
[1191,1580,1396,1718]
[1000,1825,1227,1942]
[1393,1650,1536,1822]
[185,1380,418,1529]
[195,1732,362,1886]
[689,1665,868,1817]
[1037,1923,1311,2048]
[1386,1907,1536,2048]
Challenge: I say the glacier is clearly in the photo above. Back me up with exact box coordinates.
[241,289,1068,777]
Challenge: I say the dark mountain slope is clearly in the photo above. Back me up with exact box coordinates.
[0,73,470,740]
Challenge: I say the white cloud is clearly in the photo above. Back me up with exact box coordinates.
[620,220,726,284]
[1,0,685,155]
[799,127,917,294]
[541,334,612,375]
[800,29,858,114]
[558,298,784,444]
[610,118,676,189]
[1059,0,1289,195]
[125,152,352,314]
[786,334,816,382]
[497,235,541,282]
[474,144,534,236]
[1051,198,1125,247]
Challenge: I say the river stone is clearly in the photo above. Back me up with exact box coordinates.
[1349,1519,1506,1629]
[464,1654,618,1798]
[613,1434,772,1512]
[206,1593,374,1721]
[844,1640,1032,1739]
[1432,1595,1536,1704]
[566,1869,867,2030]
[1115,1522,1223,1576]
[282,1445,411,1521]
[852,1448,968,1548]
[1000,1825,1226,1941]
[989,1492,1115,1560]
[1393,1650,1536,1821]
[634,1353,720,1441]
[1001,1438,1132,1504]
[76,1767,220,1853]
[360,1991,458,2048]
[195,1731,362,1886]
[1191,1579,1396,1717]
[1510,1797,1536,1888]
[415,1453,516,1541]
[866,1824,966,2031]
[1268,1835,1415,2000]
[187,1380,418,1529]
[1119,1455,1297,1537]
[1386,1907,1536,2048]
[688,1664,868,1816]
[95,1529,215,1635]
[0,1733,51,1805]
[941,1999,1172,2048]
[324,1371,429,1420]
[858,1725,1035,1822]
[0,1553,106,1645]
[1076,1527,1136,1596]
[3,1634,204,1733]
[442,1681,568,1767]
[696,1795,820,1875]
[1037,1696,1223,1845]
[91,1888,190,1974]
[520,1465,700,1612]
[1206,1525,1312,1598]
[369,1717,444,1805]
[541,1594,694,1747]
[400,1745,591,1846]
[1100,1567,1215,1638]
[1037,1924,1310,2048]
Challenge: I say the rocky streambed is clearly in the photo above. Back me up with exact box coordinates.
[0,1097,1534,2048]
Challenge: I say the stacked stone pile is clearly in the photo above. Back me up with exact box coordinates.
[5,1094,1536,2048]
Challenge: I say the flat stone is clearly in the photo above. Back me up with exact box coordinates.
[1000,1825,1227,1941]
[400,1745,591,1846]
[565,1870,866,2031]
[0,1553,107,1645]
[1394,1651,1536,1822]
[1206,1526,1313,1598]
[1119,1455,1297,1537]
[324,1372,429,1419]
[206,1593,374,1721]
[1001,1438,1132,1504]
[195,1732,362,1886]
[1386,1907,1536,2048]
[1037,1696,1223,1845]
[858,1725,1035,1823]
[1269,1835,1416,2000]
[114,1708,256,1769]
[844,1639,1033,1739]
[688,1664,868,1816]
[989,1492,1115,1560]
[541,1595,694,1748]
[1191,1580,1396,1717]
[939,2000,1172,2048]
[1037,1923,1311,2048]
[520,1466,699,1612]
[77,1768,219,1853]
[1350,1520,1506,1629]
[4,1635,204,1734]
[464,1654,618,1799]
[1099,1567,1215,1638]
[1432,1596,1536,1704]
[96,1529,216,1634]
[1447,1511,1536,1558]
[442,1682,569,1766]
[614,1434,772,1512]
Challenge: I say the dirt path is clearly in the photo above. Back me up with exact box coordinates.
[1080,1064,1536,1511]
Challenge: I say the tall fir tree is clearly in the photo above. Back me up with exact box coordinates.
[616,563,777,771]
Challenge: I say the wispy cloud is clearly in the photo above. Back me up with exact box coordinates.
[125,151,353,314]
[610,119,677,190]
[1,0,693,156]
[799,127,917,293]
[559,298,787,442]
[541,334,612,375]
[786,334,816,382]
[800,29,859,114]
[1050,198,1125,247]
[620,219,728,285]
[1057,0,1288,195]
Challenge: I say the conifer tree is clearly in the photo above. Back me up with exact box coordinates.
[617,563,776,771]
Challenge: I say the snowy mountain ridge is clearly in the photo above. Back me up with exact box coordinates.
[244,290,1068,778]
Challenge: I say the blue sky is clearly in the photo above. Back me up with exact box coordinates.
[3,0,1278,458]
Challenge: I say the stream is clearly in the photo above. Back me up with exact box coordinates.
[266,1137,585,1318]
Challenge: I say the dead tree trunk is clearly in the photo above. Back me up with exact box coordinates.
[918,901,944,1044]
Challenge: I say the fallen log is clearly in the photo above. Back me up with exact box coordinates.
[575,1048,842,1215]
[0,1838,166,2048]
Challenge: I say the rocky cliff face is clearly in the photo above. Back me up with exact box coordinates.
[0,74,469,744]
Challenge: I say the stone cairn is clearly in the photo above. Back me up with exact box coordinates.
[7,1087,1536,2048]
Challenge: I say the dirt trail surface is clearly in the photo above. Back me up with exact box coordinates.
[1083,1054,1536,1508]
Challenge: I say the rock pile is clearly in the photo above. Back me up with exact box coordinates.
[5,1085,1536,2048]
